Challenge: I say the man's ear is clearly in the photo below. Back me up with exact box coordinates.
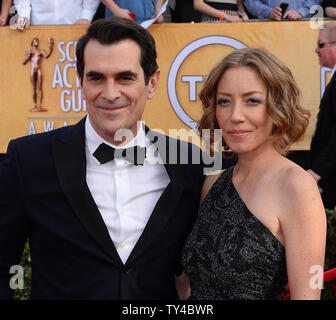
[147,69,160,100]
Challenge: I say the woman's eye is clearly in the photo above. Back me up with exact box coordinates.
[217,98,230,105]
[247,97,261,104]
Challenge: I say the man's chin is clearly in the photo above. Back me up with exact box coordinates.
[319,58,329,69]
[104,125,137,145]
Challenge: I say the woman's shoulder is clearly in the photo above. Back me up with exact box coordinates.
[277,161,318,196]
[200,169,227,204]
[274,160,324,218]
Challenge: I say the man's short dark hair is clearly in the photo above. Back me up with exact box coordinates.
[76,17,159,85]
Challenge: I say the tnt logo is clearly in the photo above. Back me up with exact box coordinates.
[167,36,247,128]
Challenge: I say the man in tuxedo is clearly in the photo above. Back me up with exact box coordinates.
[308,22,336,210]
[0,17,205,299]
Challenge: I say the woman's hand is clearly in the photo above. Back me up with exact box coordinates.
[225,14,243,22]
[175,272,191,300]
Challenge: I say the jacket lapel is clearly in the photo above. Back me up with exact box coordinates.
[315,73,336,134]
[52,118,123,267]
[126,128,185,266]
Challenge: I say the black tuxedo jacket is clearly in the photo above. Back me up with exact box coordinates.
[0,117,205,299]
[310,71,336,209]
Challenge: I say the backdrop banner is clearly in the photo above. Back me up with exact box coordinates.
[0,21,331,153]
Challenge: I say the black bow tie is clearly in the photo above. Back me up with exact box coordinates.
[93,143,146,165]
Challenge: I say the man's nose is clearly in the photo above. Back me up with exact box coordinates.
[102,79,121,101]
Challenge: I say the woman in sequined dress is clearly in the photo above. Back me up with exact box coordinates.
[179,48,326,300]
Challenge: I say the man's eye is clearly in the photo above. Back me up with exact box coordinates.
[89,76,102,81]
[120,76,134,81]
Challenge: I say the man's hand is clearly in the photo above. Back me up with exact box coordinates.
[15,16,30,31]
[241,13,249,21]
[269,7,283,21]
[151,11,164,23]
[113,7,133,19]
[307,169,322,183]
[283,9,302,20]
[0,14,7,26]
[75,19,90,25]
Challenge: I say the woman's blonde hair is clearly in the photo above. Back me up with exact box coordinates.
[198,47,310,155]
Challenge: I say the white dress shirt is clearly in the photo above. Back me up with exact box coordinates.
[85,117,171,264]
[14,0,100,25]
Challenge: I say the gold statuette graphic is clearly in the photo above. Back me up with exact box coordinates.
[23,37,54,112]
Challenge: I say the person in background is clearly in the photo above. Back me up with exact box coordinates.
[322,0,336,18]
[194,0,249,22]
[308,22,336,210]
[92,2,106,21]
[180,48,326,300]
[102,0,166,24]
[171,0,202,22]
[0,0,12,26]
[244,0,322,20]
[13,0,100,31]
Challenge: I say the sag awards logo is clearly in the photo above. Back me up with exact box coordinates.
[24,37,85,135]
[167,36,247,129]
[23,37,54,112]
